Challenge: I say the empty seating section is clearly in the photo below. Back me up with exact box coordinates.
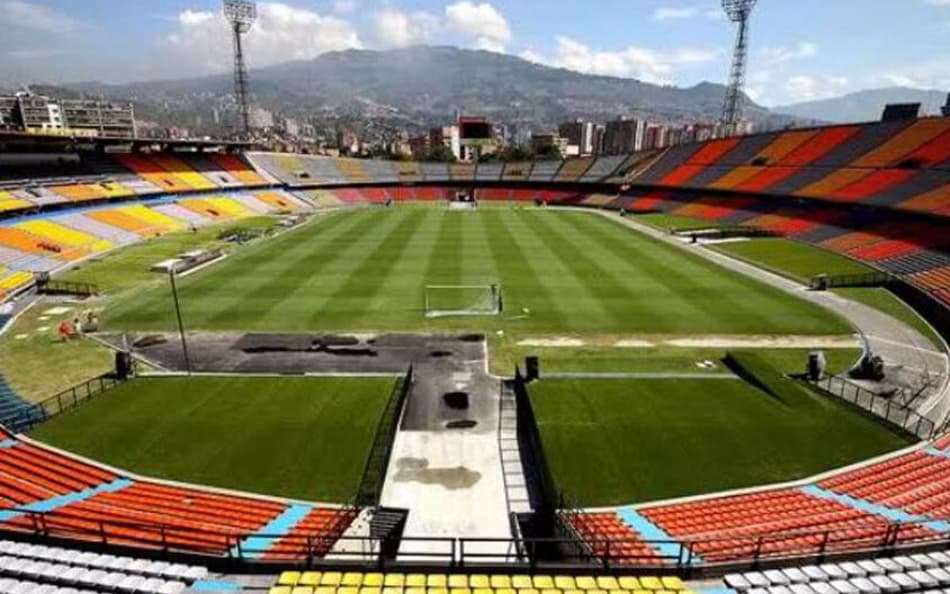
[565,511,662,565]
[780,126,862,166]
[852,118,950,168]
[112,154,193,193]
[420,162,450,182]
[637,489,933,563]
[818,450,950,521]
[582,155,626,181]
[0,538,208,594]
[724,551,950,594]
[555,157,593,181]
[528,160,561,182]
[16,220,112,255]
[210,153,268,185]
[0,441,115,506]
[396,161,422,182]
[0,269,34,300]
[335,159,372,184]
[263,508,357,559]
[450,163,475,182]
[502,161,533,181]
[475,162,503,181]
[0,191,32,214]
[271,571,689,594]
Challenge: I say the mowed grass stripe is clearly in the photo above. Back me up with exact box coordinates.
[502,209,614,328]
[479,209,568,329]
[306,208,428,327]
[200,209,392,328]
[563,212,777,333]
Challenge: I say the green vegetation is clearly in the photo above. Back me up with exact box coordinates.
[711,238,940,347]
[0,301,113,402]
[636,213,726,232]
[30,376,393,502]
[103,207,850,336]
[490,344,860,376]
[531,374,912,506]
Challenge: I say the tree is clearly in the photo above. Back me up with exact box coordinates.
[424,145,458,163]
[534,144,564,161]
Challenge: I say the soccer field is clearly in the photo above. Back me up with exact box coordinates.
[103,206,850,336]
[530,377,911,506]
[30,376,394,502]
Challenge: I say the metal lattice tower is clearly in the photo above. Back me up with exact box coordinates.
[721,0,757,134]
[223,0,257,136]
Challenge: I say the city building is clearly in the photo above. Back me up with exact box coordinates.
[458,117,495,161]
[0,93,135,137]
[530,133,569,156]
[603,116,646,155]
[430,125,461,160]
[558,119,596,156]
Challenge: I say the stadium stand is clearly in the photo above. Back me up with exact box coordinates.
[723,551,950,594]
[269,571,689,594]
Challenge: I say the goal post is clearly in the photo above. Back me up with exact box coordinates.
[423,284,502,318]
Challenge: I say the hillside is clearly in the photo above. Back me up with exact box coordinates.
[69,46,800,135]
[775,87,948,123]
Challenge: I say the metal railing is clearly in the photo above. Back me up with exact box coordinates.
[810,374,937,440]
[354,366,413,507]
[36,278,100,297]
[0,507,946,574]
[0,374,126,432]
[810,271,898,290]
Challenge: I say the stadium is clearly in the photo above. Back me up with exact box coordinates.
[1,1,950,593]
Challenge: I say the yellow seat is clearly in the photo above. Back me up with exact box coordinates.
[361,588,382,594]
[384,575,406,587]
[534,577,555,589]
[339,588,359,594]
[450,588,471,594]
[491,576,512,589]
[449,576,469,588]
[609,589,630,594]
[406,588,426,594]
[554,577,576,590]
[428,588,448,594]
[470,576,490,589]
[639,578,662,591]
[407,575,427,588]
[512,576,534,589]
[474,589,494,594]
[565,590,585,594]
[279,573,302,586]
[518,589,539,594]
[575,578,598,590]
[321,572,343,586]
[661,578,685,591]
[315,587,335,594]
[428,575,447,588]
[618,579,640,591]
[632,590,651,594]
[597,578,620,591]
[383,588,403,594]
[364,574,385,587]
[299,574,321,587]
[343,573,364,587]
[495,589,515,594]
[291,588,314,594]
[270,588,292,594]
[542,589,562,594]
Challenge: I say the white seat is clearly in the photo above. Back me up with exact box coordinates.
[851,577,880,594]
[841,562,868,578]
[20,560,48,577]
[10,581,40,594]
[117,574,145,591]
[913,554,941,569]
[32,585,57,594]
[60,566,86,583]
[143,561,171,576]
[858,561,886,576]
[830,580,859,594]
[52,548,80,565]
[889,573,917,591]
[94,554,119,569]
[766,570,792,586]
[927,568,950,586]
[106,556,135,572]
[100,571,127,588]
[77,569,107,585]
[41,561,70,581]
[790,584,816,594]
[869,575,900,594]
[927,551,950,566]
[157,581,188,594]
[784,568,810,584]
[56,588,81,594]
[726,574,753,590]
[73,552,100,567]
[182,565,208,581]
[140,577,167,593]
[161,563,190,579]
[876,558,903,574]
[127,558,153,574]
[811,582,837,594]
[893,557,920,571]
[803,566,830,582]
[909,570,940,589]
[822,565,849,581]
[767,586,792,594]
[747,573,772,588]
[0,540,14,554]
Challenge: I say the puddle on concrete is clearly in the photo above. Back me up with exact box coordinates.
[392,457,481,490]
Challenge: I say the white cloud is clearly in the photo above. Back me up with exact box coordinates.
[0,0,80,33]
[923,0,950,5]
[650,4,722,22]
[164,2,362,76]
[521,36,718,85]
[873,59,950,88]
[761,42,818,64]
[444,1,511,53]
[373,7,439,48]
[784,74,850,102]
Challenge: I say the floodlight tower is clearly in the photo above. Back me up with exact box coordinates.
[223,0,257,136]
[720,0,757,135]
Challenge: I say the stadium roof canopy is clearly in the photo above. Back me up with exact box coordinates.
[0,130,257,153]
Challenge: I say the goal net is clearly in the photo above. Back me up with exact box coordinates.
[423,284,501,318]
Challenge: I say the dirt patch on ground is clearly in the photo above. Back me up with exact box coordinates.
[516,334,859,349]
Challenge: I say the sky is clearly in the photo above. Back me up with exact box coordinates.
[0,0,949,107]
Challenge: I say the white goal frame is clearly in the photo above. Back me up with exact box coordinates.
[423,284,502,318]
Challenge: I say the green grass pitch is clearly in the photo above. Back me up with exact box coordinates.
[530,377,912,506]
[30,376,394,503]
[102,206,850,336]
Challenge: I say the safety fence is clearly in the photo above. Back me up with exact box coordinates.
[355,366,413,507]
[810,374,937,440]
[0,373,126,433]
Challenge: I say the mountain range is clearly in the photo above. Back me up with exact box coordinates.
[774,87,948,124]
[65,46,800,136]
